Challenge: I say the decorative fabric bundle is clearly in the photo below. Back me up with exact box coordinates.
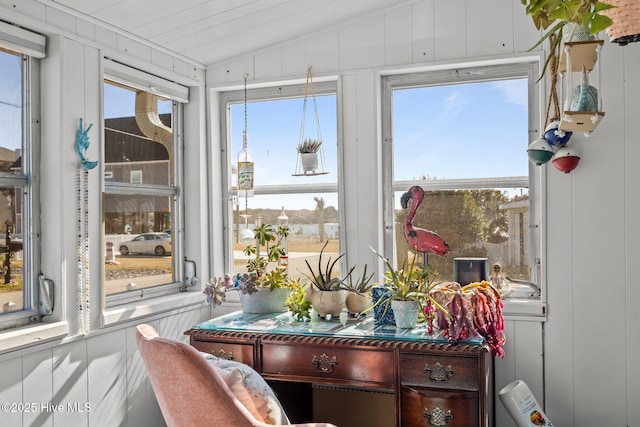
[425,281,506,358]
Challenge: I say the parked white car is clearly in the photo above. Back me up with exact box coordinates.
[118,232,172,256]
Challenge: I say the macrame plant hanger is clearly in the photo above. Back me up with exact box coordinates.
[293,66,329,176]
[546,34,562,130]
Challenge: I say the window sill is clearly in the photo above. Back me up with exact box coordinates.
[0,321,69,358]
[502,298,547,320]
[102,290,205,327]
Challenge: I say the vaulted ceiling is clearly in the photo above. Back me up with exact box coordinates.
[45,0,415,66]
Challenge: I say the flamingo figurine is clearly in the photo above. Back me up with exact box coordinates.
[400,185,450,257]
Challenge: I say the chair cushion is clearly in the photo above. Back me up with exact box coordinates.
[202,353,290,425]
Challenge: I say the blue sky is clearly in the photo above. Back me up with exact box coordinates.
[229,77,529,211]
[104,83,172,118]
[0,52,23,152]
[392,79,529,181]
[230,95,339,212]
[1,70,527,212]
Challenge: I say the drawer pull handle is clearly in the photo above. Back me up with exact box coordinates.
[424,362,453,382]
[311,353,338,373]
[212,349,234,360]
[423,407,453,426]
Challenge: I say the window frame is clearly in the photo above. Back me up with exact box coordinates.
[102,65,186,308]
[219,80,340,276]
[380,60,546,304]
[0,45,41,329]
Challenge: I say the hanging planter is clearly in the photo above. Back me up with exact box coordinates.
[603,0,640,46]
[293,67,329,176]
[297,138,321,173]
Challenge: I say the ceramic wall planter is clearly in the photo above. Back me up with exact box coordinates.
[345,292,371,316]
[239,287,290,314]
[305,287,347,318]
[390,300,420,329]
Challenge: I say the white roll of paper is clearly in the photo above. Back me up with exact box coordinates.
[498,380,554,427]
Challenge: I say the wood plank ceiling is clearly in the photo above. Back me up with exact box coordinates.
[42,0,415,66]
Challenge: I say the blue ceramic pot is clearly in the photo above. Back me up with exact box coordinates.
[371,286,395,325]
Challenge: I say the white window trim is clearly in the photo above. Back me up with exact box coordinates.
[130,170,142,184]
[0,23,50,349]
[102,63,187,312]
[380,59,547,318]
[0,46,41,331]
[219,80,339,274]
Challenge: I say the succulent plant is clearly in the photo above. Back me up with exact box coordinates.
[340,264,375,294]
[296,138,322,153]
[302,240,345,291]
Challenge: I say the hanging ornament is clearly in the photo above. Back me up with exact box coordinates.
[544,120,572,147]
[527,138,554,165]
[552,146,581,173]
[238,73,254,198]
[293,66,329,176]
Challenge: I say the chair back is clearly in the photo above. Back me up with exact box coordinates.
[136,324,259,427]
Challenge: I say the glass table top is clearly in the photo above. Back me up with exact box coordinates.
[192,310,484,345]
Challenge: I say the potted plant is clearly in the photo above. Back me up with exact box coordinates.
[297,138,322,173]
[340,264,375,316]
[302,240,348,318]
[236,222,293,313]
[367,248,447,329]
[521,0,614,78]
[284,279,313,321]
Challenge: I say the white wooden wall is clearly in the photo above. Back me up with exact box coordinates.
[0,2,213,427]
[208,1,639,426]
[0,1,638,426]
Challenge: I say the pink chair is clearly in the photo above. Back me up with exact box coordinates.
[136,324,337,427]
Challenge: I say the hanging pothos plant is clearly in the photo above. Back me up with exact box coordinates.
[521,0,615,79]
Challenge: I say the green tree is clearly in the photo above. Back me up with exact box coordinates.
[395,189,487,280]
[468,190,510,243]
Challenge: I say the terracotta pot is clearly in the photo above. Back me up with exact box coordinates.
[240,287,290,314]
[345,292,372,316]
[305,287,347,318]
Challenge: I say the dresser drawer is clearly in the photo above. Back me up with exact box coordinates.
[400,353,479,391]
[191,341,255,367]
[401,386,479,427]
[261,342,394,388]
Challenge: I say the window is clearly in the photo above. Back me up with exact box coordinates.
[103,64,186,305]
[0,23,44,328]
[130,170,142,184]
[382,62,542,293]
[221,82,341,280]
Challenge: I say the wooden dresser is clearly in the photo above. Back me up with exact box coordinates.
[187,311,494,427]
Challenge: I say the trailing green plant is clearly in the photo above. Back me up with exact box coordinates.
[340,264,374,294]
[241,222,291,292]
[296,138,322,154]
[521,0,614,79]
[302,240,346,291]
[284,280,313,321]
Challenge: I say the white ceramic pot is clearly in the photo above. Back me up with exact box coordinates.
[345,292,372,316]
[390,300,420,329]
[240,287,290,314]
[300,152,318,173]
[305,287,347,318]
